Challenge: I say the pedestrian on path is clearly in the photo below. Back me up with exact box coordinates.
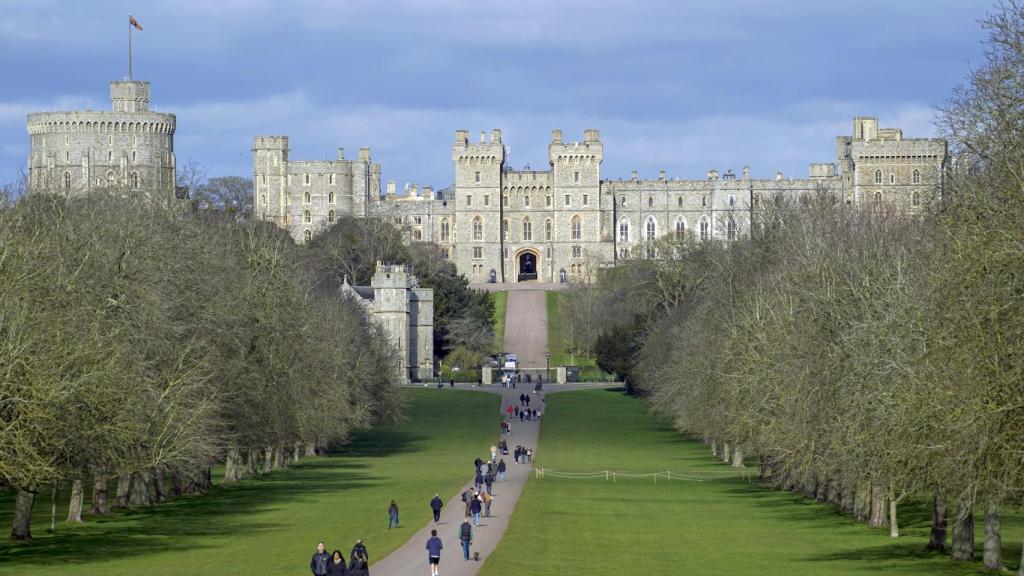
[497,459,506,481]
[474,471,483,491]
[490,444,497,460]
[525,394,531,407]
[506,405,514,418]
[527,448,533,463]
[459,517,474,561]
[462,487,474,516]
[327,550,348,576]
[482,490,493,517]
[430,493,444,523]
[388,500,400,529]
[470,492,483,525]
[349,540,369,576]
[311,542,331,576]
[426,529,443,576]
[484,473,493,494]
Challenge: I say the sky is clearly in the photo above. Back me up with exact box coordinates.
[0,0,993,190]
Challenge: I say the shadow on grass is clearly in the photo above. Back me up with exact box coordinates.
[338,428,426,458]
[0,429,428,568]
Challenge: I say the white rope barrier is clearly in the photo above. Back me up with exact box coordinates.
[534,468,747,482]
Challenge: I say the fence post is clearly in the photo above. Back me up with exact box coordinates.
[605,470,609,481]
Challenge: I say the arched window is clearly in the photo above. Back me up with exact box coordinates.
[570,216,581,241]
[304,191,311,203]
[130,172,138,189]
[304,210,311,223]
[473,217,483,240]
[677,196,683,207]
[328,191,335,203]
[131,150,137,163]
[106,171,115,186]
[545,219,552,241]
[620,196,626,207]
[63,171,71,188]
[874,170,882,184]
[618,218,630,242]
[304,174,310,185]
[728,195,736,207]
[107,150,113,162]
[545,195,551,207]
[874,191,882,204]
[645,216,657,240]
[647,196,654,207]
[674,217,686,240]
[502,219,509,241]
[701,195,707,207]
[441,219,450,242]
[522,219,532,241]
[328,210,336,223]
[912,191,920,206]
[889,173,895,185]
[260,194,266,206]
[525,195,531,207]
[699,217,710,240]
[726,217,737,241]
[913,169,920,184]
[303,230,312,243]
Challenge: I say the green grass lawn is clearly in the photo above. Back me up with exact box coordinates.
[545,291,612,381]
[0,389,498,576]
[491,290,507,351]
[481,389,1023,576]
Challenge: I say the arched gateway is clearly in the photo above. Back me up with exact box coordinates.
[517,250,539,282]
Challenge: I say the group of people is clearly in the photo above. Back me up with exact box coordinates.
[513,444,533,464]
[310,540,370,576]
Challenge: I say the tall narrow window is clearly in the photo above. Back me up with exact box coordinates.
[525,195,531,207]
[701,195,707,207]
[546,195,551,207]
[304,174,310,185]
[645,216,656,240]
[260,194,266,206]
[303,230,312,243]
[328,210,337,222]
[874,170,882,184]
[473,216,483,240]
[329,191,335,203]
[502,219,509,241]
[545,219,552,241]
[912,190,920,206]
[582,194,589,206]
[571,216,581,240]
[63,171,71,188]
[648,196,653,207]
[889,173,895,185]
[677,196,683,207]
[130,172,139,189]
[466,195,472,207]
[874,191,882,204]
[523,219,532,241]
[484,195,490,207]
[574,171,580,183]
[618,218,630,242]
[620,196,626,207]
[441,219,450,242]
[132,150,137,163]
[726,217,737,241]
[564,194,570,206]
[913,169,920,184]
[699,217,710,240]
[304,210,311,223]
[304,191,311,203]
[675,217,685,240]
[475,171,481,183]
[503,195,509,206]
[728,195,736,207]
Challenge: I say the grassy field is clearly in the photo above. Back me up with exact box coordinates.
[545,291,613,381]
[491,290,508,351]
[0,389,499,576]
[481,389,1023,576]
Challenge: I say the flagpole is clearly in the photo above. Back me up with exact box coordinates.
[128,15,133,80]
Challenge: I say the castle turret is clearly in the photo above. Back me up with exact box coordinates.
[252,136,290,225]
[372,263,412,380]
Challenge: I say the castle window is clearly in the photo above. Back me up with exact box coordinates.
[414,216,422,225]
[648,196,653,207]
[329,173,335,185]
[304,210,311,223]
[328,210,336,222]
[523,219,532,241]
[503,219,509,241]
[571,245,581,259]
[260,194,267,206]
[63,171,71,188]
[466,195,472,207]
[106,171,115,186]
[620,196,626,207]
[571,216,581,241]
[726,217,737,241]
[699,217,710,240]
[545,195,551,207]
[675,217,686,240]
[329,191,335,203]
[701,195,707,207]
[130,172,138,189]
[108,150,113,162]
[677,196,683,207]
[574,171,580,183]
[414,230,422,241]
[473,216,483,240]
[65,151,70,162]
[545,219,552,241]
[564,194,570,206]
[304,191,311,203]
[303,230,312,243]
[525,195,531,207]
[261,175,266,185]
[503,195,509,207]
[889,173,895,185]
[583,194,589,206]
[618,218,630,242]
[874,191,882,204]
[754,194,761,207]
[729,195,736,207]
[912,190,920,206]
[475,171,481,183]
[913,169,920,184]
[304,174,310,186]
[132,150,137,163]
[441,219,450,242]
[645,216,657,240]
[108,135,113,145]
[874,170,882,184]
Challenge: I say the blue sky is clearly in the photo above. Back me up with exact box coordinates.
[0,0,991,189]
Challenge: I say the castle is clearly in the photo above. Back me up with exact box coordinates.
[342,263,434,381]
[26,80,176,196]
[256,119,948,283]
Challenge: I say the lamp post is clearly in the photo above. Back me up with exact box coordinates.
[546,351,551,385]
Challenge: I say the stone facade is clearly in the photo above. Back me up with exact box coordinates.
[258,117,947,283]
[27,80,176,196]
[343,263,434,381]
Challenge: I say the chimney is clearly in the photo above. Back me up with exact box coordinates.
[552,129,563,143]
[491,129,502,144]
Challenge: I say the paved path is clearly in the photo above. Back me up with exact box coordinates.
[369,386,540,575]
[371,289,551,575]
[471,282,568,292]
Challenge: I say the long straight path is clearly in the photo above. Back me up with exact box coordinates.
[370,289,548,575]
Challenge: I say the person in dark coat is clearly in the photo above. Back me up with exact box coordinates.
[430,493,444,523]
[326,550,348,576]
[497,458,507,481]
[469,493,483,526]
[349,540,369,576]
[311,542,331,576]
[426,529,444,576]
[388,500,399,529]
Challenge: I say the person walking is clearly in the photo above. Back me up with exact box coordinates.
[525,394,531,407]
[484,473,493,494]
[311,542,331,576]
[387,500,400,529]
[506,405,514,418]
[459,516,474,561]
[430,493,444,523]
[425,529,443,576]
[349,540,369,576]
[470,491,483,526]
[474,471,483,492]
[482,490,493,517]
[490,444,497,460]
[327,550,348,576]
[527,448,533,463]
[497,458,506,481]
[462,487,474,516]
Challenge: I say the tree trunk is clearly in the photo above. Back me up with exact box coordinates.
[90,474,109,515]
[889,488,899,538]
[49,486,56,533]
[129,472,151,507]
[731,446,745,468]
[951,505,975,561]
[10,488,34,540]
[263,447,273,473]
[115,475,131,509]
[153,467,166,503]
[840,480,855,514]
[66,478,84,523]
[293,441,301,464]
[869,484,888,528]
[927,491,947,552]
[169,470,183,497]
[247,449,259,476]
[721,443,731,464]
[224,447,241,483]
[710,441,718,457]
[305,440,317,458]
[274,445,286,469]
[983,501,1003,571]
[854,482,870,522]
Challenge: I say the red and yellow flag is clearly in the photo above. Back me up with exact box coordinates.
[129,15,143,31]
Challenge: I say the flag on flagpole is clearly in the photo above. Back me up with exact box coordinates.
[129,15,143,31]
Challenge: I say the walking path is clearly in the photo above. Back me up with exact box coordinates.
[371,288,551,575]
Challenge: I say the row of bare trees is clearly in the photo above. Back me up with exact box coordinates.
[568,3,1024,572]
[1,191,400,540]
